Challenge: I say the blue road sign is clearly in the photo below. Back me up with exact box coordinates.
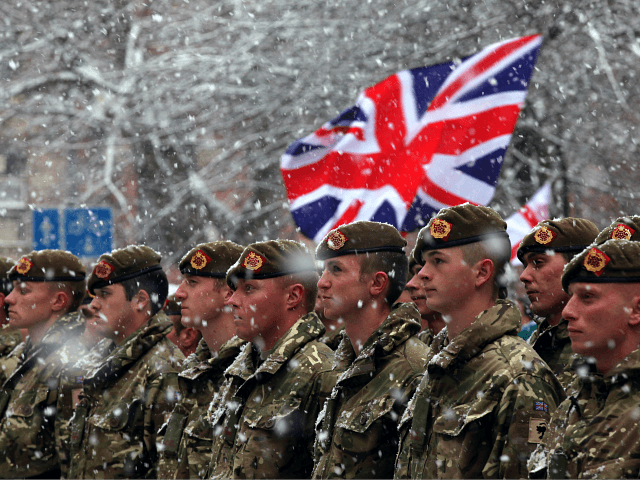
[64,208,113,257]
[33,208,62,250]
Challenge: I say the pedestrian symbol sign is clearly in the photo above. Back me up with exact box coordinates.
[33,208,61,250]
[64,208,113,257]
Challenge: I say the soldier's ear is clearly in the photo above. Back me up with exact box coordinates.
[285,284,304,311]
[474,258,495,289]
[51,290,70,312]
[369,271,389,298]
[134,289,151,313]
[627,291,640,327]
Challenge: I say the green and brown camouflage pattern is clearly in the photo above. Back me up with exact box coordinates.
[0,324,22,384]
[395,300,565,479]
[318,325,345,351]
[67,312,184,479]
[157,335,246,479]
[415,327,433,347]
[208,312,336,479]
[529,347,640,479]
[313,302,429,479]
[0,311,85,478]
[55,337,116,477]
[528,317,583,392]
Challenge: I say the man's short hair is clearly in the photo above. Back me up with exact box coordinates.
[280,271,320,313]
[48,280,86,313]
[121,269,169,316]
[359,250,409,306]
[460,236,511,298]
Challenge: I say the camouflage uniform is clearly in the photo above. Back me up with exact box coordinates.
[529,348,640,479]
[313,302,429,479]
[157,336,246,479]
[319,325,345,351]
[55,337,116,477]
[415,328,433,347]
[395,300,565,479]
[0,311,85,478]
[0,324,21,357]
[208,313,336,479]
[68,312,184,479]
[528,317,582,392]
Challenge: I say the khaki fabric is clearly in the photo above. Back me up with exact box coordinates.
[313,303,429,479]
[208,313,336,479]
[67,312,184,479]
[395,300,565,479]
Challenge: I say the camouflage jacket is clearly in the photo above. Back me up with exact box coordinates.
[313,302,429,479]
[529,347,640,479]
[415,328,433,347]
[0,326,24,386]
[67,312,184,479]
[395,300,566,479]
[208,312,336,479]
[0,324,21,357]
[529,317,583,391]
[55,337,116,477]
[319,325,345,351]
[0,311,85,478]
[157,335,246,479]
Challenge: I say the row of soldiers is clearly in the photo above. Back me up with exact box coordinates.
[0,203,638,479]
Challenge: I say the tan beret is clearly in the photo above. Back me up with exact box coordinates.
[179,241,245,278]
[412,204,508,263]
[8,250,86,282]
[594,216,640,245]
[562,239,640,292]
[517,217,598,263]
[315,221,406,261]
[87,245,162,294]
[227,240,316,288]
[0,257,15,281]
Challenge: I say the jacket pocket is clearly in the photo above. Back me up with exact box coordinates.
[242,397,304,437]
[334,395,395,453]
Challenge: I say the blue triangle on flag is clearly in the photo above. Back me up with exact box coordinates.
[370,200,399,227]
[401,197,439,232]
[454,147,507,186]
[291,196,341,239]
[285,141,325,157]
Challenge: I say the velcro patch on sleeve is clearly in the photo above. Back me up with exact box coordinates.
[528,417,548,444]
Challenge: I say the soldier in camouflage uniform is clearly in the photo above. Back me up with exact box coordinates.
[67,246,184,479]
[405,257,445,347]
[313,221,430,479]
[518,218,598,391]
[0,250,87,478]
[395,204,565,479]
[157,241,246,479]
[165,295,201,358]
[208,240,336,479]
[528,239,640,479]
[0,256,21,383]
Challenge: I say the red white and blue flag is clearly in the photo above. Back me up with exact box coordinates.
[281,35,543,242]
[506,182,552,264]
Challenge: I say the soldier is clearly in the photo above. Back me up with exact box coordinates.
[208,240,336,479]
[405,257,445,346]
[593,214,640,244]
[165,294,201,358]
[157,241,246,479]
[395,204,565,479]
[0,250,86,478]
[313,221,430,479]
[0,257,20,360]
[518,218,599,390]
[529,239,640,478]
[67,245,184,479]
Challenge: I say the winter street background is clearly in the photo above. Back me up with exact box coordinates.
[1,0,639,283]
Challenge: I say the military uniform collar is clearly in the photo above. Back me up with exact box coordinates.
[225,312,325,382]
[428,300,520,372]
[334,302,421,383]
[38,311,84,348]
[180,336,247,380]
[530,316,570,345]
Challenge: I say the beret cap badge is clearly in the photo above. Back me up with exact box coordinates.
[430,219,452,241]
[611,224,635,241]
[243,251,265,272]
[534,226,556,245]
[94,261,115,280]
[190,250,212,270]
[327,230,348,251]
[583,248,610,276]
[15,257,33,275]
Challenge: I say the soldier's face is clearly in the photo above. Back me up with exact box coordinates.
[227,278,288,349]
[564,282,640,370]
[418,247,475,315]
[520,252,569,318]
[175,275,230,329]
[317,255,372,322]
[405,264,437,318]
[89,284,136,340]
[5,281,56,329]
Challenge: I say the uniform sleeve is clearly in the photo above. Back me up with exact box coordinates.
[483,371,565,479]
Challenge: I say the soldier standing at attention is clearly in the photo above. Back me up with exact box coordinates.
[518,218,599,390]
[313,221,430,479]
[67,245,184,479]
[0,250,86,478]
[0,257,21,359]
[529,239,640,478]
[164,294,201,358]
[208,240,336,479]
[395,204,565,479]
[157,241,246,479]
[405,257,446,347]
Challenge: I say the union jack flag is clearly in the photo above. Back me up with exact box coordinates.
[281,35,543,242]
[506,182,551,265]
